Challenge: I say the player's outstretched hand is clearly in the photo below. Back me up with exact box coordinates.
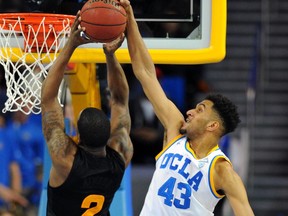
[69,11,93,48]
[103,33,125,55]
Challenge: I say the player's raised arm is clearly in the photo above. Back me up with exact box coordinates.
[103,35,133,167]
[122,0,184,141]
[41,12,91,178]
[41,12,89,110]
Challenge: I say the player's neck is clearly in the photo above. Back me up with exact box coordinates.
[188,136,218,159]
[78,144,106,157]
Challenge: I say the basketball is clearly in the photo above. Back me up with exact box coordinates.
[80,0,127,43]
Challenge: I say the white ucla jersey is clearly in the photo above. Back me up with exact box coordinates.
[140,135,231,216]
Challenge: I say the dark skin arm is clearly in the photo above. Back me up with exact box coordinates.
[41,11,92,187]
[103,35,133,167]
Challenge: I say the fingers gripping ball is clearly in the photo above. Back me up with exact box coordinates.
[80,0,127,43]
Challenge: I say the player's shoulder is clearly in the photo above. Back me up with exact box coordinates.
[214,158,241,190]
[214,158,233,175]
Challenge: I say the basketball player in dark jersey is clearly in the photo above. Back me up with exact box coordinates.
[41,12,133,216]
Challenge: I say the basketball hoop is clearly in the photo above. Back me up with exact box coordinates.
[0,13,75,114]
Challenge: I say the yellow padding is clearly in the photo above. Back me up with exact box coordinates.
[65,63,93,93]
[65,63,101,122]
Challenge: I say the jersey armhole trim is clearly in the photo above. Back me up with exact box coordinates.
[155,134,184,160]
[208,155,230,199]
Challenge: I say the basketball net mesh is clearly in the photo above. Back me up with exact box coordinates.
[0,15,73,114]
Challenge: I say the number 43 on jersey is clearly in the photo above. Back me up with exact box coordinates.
[157,171,203,209]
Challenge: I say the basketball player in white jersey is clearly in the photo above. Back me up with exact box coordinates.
[121,0,255,215]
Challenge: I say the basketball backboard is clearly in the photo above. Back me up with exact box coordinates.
[72,0,227,64]
[0,0,226,65]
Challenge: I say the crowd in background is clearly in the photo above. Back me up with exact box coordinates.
[0,67,45,216]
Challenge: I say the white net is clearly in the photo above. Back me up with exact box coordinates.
[0,14,74,114]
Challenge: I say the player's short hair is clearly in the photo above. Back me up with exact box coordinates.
[77,107,110,148]
[205,94,241,135]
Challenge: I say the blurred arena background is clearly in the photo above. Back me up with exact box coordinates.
[0,0,287,216]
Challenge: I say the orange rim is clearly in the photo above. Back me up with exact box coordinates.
[0,13,75,32]
[0,13,76,52]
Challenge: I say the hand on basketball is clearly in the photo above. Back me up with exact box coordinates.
[103,33,125,55]
[69,11,93,47]
[119,0,131,11]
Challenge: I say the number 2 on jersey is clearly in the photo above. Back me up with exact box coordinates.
[81,194,105,216]
[157,177,191,209]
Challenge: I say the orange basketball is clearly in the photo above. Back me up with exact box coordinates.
[80,0,127,43]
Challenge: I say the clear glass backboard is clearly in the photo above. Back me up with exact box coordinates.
[73,0,227,64]
[0,0,227,64]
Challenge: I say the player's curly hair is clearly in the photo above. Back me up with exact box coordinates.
[205,94,241,136]
[77,107,110,148]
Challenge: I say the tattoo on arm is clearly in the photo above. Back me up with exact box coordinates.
[119,115,130,132]
[42,109,67,157]
[113,108,131,133]
[109,107,133,161]
[110,126,133,165]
